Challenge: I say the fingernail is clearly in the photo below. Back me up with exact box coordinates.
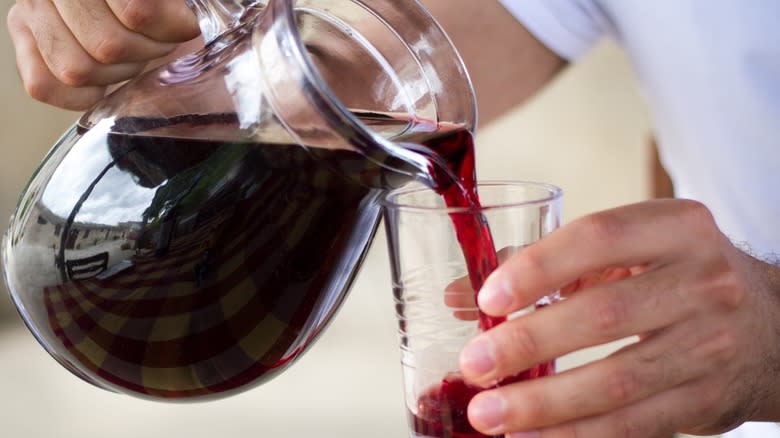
[478,275,513,314]
[460,337,496,376]
[508,432,540,438]
[469,393,506,430]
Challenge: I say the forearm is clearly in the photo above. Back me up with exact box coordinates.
[752,255,780,421]
[421,0,566,126]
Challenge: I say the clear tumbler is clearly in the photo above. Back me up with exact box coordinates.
[383,181,563,438]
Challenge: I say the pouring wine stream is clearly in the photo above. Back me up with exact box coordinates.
[384,137,506,331]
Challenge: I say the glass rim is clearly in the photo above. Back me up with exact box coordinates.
[382,180,563,214]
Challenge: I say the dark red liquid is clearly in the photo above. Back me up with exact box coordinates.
[420,129,502,331]
[411,364,555,438]
[406,130,556,437]
[11,113,420,399]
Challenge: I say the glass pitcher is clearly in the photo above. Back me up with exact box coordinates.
[1,0,476,401]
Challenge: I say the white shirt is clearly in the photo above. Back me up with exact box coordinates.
[498,0,780,436]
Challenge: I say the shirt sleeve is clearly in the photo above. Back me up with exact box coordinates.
[497,0,611,61]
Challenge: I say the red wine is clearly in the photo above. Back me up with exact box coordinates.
[43,129,382,398]
[9,113,438,400]
[405,130,556,437]
[419,129,503,331]
[411,364,555,438]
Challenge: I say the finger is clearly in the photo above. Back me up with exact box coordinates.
[444,284,480,321]
[560,267,633,296]
[445,275,478,320]
[478,199,714,316]
[52,0,177,64]
[106,0,200,42]
[460,266,694,385]
[445,246,522,320]
[467,324,736,433]
[520,379,720,438]
[20,0,147,87]
[8,5,106,110]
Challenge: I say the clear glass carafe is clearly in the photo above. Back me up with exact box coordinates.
[2,0,476,401]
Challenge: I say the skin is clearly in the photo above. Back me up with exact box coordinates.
[7,0,199,110]
[7,0,780,436]
[461,200,780,437]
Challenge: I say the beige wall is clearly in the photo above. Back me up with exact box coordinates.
[2,8,714,438]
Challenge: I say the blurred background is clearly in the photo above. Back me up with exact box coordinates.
[0,4,717,437]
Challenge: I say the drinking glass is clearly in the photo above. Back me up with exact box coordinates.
[383,181,563,438]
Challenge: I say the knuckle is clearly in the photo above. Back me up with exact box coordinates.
[118,0,157,32]
[712,336,739,366]
[589,294,628,338]
[24,77,53,103]
[703,331,739,365]
[89,36,130,64]
[688,264,746,311]
[56,62,93,87]
[677,199,718,238]
[710,271,746,310]
[605,367,641,404]
[579,213,624,246]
